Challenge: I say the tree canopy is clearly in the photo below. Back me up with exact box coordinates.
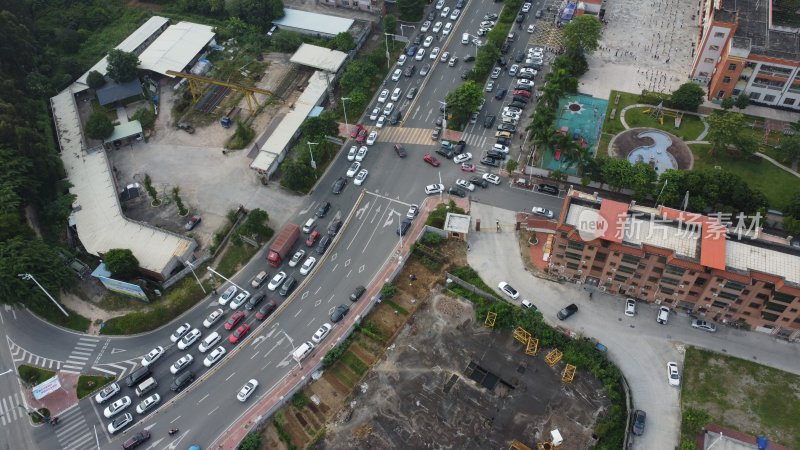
[331,32,355,52]
[657,169,767,216]
[104,249,139,279]
[669,82,705,111]
[445,81,484,127]
[706,111,757,156]
[397,0,425,21]
[106,49,140,83]
[562,15,601,57]
[85,111,114,140]
[226,0,285,29]
[86,71,105,89]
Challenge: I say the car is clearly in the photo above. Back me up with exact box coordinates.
[477,27,490,36]
[141,346,164,367]
[517,73,534,81]
[397,54,407,66]
[435,0,444,9]
[535,9,543,18]
[306,229,321,247]
[515,84,533,92]
[527,24,534,33]
[504,106,522,114]
[448,56,458,67]
[251,271,269,289]
[406,44,418,57]
[391,68,402,81]
[299,256,317,276]
[376,115,386,128]
[414,47,426,61]
[436,147,454,159]
[484,13,498,20]
[312,323,333,343]
[170,371,195,393]
[218,285,237,305]
[378,89,389,103]
[103,396,131,418]
[330,304,350,323]
[625,298,636,317]
[494,88,507,100]
[123,430,151,448]
[316,235,331,255]
[427,10,436,20]
[430,47,440,60]
[229,323,251,344]
[356,146,368,162]
[289,249,305,268]
[332,176,348,194]
[537,183,559,195]
[495,130,513,139]
[366,131,378,146]
[425,184,445,195]
[107,413,133,434]
[383,101,395,116]
[480,20,496,27]
[315,202,331,219]
[267,271,286,291]
[170,323,191,343]
[691,319,717,332]
[657,306,670,324]
[178,328,201,350]
[498,281,520,299]
[368,109,381,123]
[442,23,453,36]
[354,169,368,186]
[431,128,441,140]
[422,153,441,167]
[279,276,297,297]
[480,156,502,167]
[255,301,277,320]
[420,63,431,76]
[224,310,246,330]
[397,219,412,236]
[350,124,365,138]
[516,13,526,23]
[531,207,554,218]
[94,383,120,404]
[521,299,537,310]
[484,114,496,128]
[184,215,201,231]
[520,67,537,76]
[237,379,259,402]
[508,64,519,76]
[406,87,418,100]
[450,8,461,19]
[346,161,361,178]
[453,152,472,164]
[460,71,469,80]
[557,303,579,320]
[515,51,525,63]
[456,0,465,8]
[487,149,507,160]
[667,361,680,387]
[492,144,509,154]
[470,176,488,188]
[350,285,366,302]
[448,186,466,197]
[485,80,495,92]
[455,179,475,192]
[491,67,501,79]
[229,290,251,309]
[135,393,160,415]
[355,127,368,143]
[517,78,534,87]
[421,21,431,32]
[169,354,194,375]
[631,410,646,436]
[203,346,226,367]
[390,87,402,102]
[245,293,265,311]
[514,89,532,98]
[440,6,450,17]
[327,219,342,236]
[432,21,442,33]
[203,308,224,328]
[522,2,531,12]
[461,162,476,172]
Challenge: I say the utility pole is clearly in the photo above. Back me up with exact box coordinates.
[18,273,69,317]
[342,97,352,135]
[307,142,319,176]
[184,260,206,294]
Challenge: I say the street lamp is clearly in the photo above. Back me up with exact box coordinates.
[184,260,207,294]
[206,267,243,292]
[18,273,69,317]
[307,142,318,174]
[280,330,301,369]
[383,33,392,70]
[341,97,351,135]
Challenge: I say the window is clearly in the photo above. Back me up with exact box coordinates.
[709,45,720,51]
[785,98,796,106]
[712,300,728,309]
[717,90,725,98]
[725,281,746,291]
[648,276,659,283]
[662,277,680,286]
[723,76,731,84]
[618,265,636,274]
[749,302,761,309]
[557,244,567,250]
[633,274,642,279]
[657,256,666,263]
[704,57,715,63]
[764,95,776,102]
[665,265,686,276]
[689,291,699,297]
[695,278,707,286]
[565,252,582,261]
[718,291,738,301]
[614,275,628,282]
[714,32,725,38]
[568,240,585,251]
[756,293,769,301]
[732,89,741,95]
[566,262,580,270]
[762,312,779,322]
[595,253,607,262]
[773,292,796,303]
[660,286,675,295]
[749,92,761,100]
[728,63,737,70]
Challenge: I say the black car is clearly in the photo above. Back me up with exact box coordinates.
[122,431,150,449]
[500,42,511,54]
[515,84,533,92]
[509,101,527,109]
[516,72,534,80]
[496,137,511,146]
[464,55,475,62]
[413,35,422,46]
[436,147,455,159]
[516,13,526,23]
[480,156,502,167]
[427,11,435,21]
[487,149,507,160]
[255,301,277,320]
[316,235,331,255]
[279,276,297,297]
[390,110,402,125]
[448,186,466,198]
[537,183,559,195]
[245,293,265,311]
[454,140,466,155]
[394,144,407,157]
[512,95,529,104]
[403,65,416,77]
[350,285,366,302]
[330,304,350,323]
[125,366,151,387]
[496,57,507,67]
[497,123,516,133]
[456,0,466,7]
[327,219,342,236]
[632,410,646,436]
[460,71,469,80]
[483,114,496,128]
[397,219,412,236]
[495,88,507,100]
[471,176,489,188]
[315,201,330,218]
[332,177,347,194]
[170,371,195,392]
[557,303,579,320]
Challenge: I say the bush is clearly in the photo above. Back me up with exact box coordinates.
[18,365,55,386]
[103,248,139,279]
[228,122,255,149]
[131,106,155,129]
[421,232,442,246]
[322,334,354,368]
[380,282,397,299]
[291,391,309,409]
[238,432,262,450]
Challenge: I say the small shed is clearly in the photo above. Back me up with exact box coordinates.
[104,120,143,148]
[96,79,144,106]
[444,213,471,240]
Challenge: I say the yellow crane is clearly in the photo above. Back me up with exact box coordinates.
[165,70,278,116]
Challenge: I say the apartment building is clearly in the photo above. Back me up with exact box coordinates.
[547,189,800,340]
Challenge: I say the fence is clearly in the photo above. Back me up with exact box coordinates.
[444,272,500,303]
[162,251,212,289]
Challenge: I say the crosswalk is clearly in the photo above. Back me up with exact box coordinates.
[7,336,62,371]
[53,404,94,450]
[92,358,140,379]
[61,337,100,375]
[0,392,25,426]
[362,125,493,149]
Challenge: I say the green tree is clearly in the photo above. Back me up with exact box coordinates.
[339,60,377,92]
[271,30,304,52]
[506,160,518,173]
[444,80,484,127]
[131,107,155,129]
[669,82,705,111]
[734,94,750,109]
[783,216,800,236]
[86,70,105,89]
[106,49,140,83]
[301,112,338,139]
[598,158,633,192]
[238,432,262,450]
[657,169,767,215]
[785,192,800,218]
[562,15,601,57]
[227,0,285,29]
[706,111,745,156]
[720,96,735,110]
[85,111,114,140]
[629,162,658,200]
[776,135,800,166]
[383,15,397,34]
[397,0,424,21]
[239,208,273,241]
[279,158,316,192]
[0,238,75,307]
[331,32,355,52]
[103,249,139,279]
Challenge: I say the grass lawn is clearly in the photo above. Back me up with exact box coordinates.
[690,144,800,210]
[18,365,55,385]
[216,242,259,278]
[77,375,115,400]
[623,107,706,141]
[603,90,641,135]
[682,347,800,448]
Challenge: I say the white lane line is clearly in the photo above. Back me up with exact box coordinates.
[314,286,321,295]
[198,394,209,403]
[362,205,391,254]
[261,361,272,370]
[225,372,236,381]
[170,415,182,423]
[250,351,260,360]
[307,318,315,327]
[347,269,352,278]
[328,293,335,303]
[331,263,338,272]
[294,309,302,318]
[207,406,219,416]
[347,199,379,250]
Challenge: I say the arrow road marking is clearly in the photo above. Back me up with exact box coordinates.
[110,348,126,354]
[299,202,315,216]
[251,336,266,347]
[355,201,370,220]
[168,429,191,449]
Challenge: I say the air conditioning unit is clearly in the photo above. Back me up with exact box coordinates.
[713,293,718,297]
[607,277,613,282]
[718,283,725,288]
[655,298,662,304]
[679,284,685,288]
[611,268,617,272]
[577,270,583,274]
[600,286,607,292]
[581,260,586,264]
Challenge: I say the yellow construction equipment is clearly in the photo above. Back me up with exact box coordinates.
[562,364,576,383]
[513,327,531,344]
[484,311,497,328]
[166,70,277,116]
[509,440,533,450]
[545,349,563,367]
[526,337,539,356]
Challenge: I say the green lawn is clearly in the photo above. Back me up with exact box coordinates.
[690,144,800,210]
[216,242,259,278]
[77,375,115,399]
[682,347,800,449]
[18,365,55,385]
[624,107,706,141]
[603,90,641,135]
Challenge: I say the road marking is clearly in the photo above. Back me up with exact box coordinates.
[110,348,126,354]
[314,299,322,307]
[370,204,382,223]
[298,201,315,216]
[344,258,351,267]
[225,372,236,381]
[198,394,209,403]
[354,201,370,220]
[363,205,391,252]
[261,362,271,370]
[347,269,352,278]
[359,265,365,273]
[301,291,309,300]
[306,318,315,327]
[314,286,321,295]
[331,253,337,261]
[170,415,182,423]
[294,309,302,318]
[348,199,379,250]
[251,351,260,360]
[328,294,335,303]
[331,263,338,272]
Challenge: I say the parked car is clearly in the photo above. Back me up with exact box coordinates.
[330,304,350,323]
[631,410,646,436]
[350,285,366,302]
[448,186,466,197]
[691,319,717,332]
[424,184,444,195]
[656,306,670,324]
[557,303,579,320]
[667,361,680,387]
[498,281,519,299]
[624,298,636,317]
[184,215,202,231]
[531,207,554,219]
[423,153,441,167]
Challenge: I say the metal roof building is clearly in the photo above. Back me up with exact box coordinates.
[290,44,349,73]
[273,9,354,38]
[104,121,143,146]
[138,21,216,77]
[96,79,144,106]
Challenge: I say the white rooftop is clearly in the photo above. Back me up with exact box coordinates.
[274,9,353,36]
[138,21,215,77]
[444,213,471,234]
[726,240,800,284]
[290,44,348,73]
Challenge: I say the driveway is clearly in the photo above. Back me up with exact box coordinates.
[466,202,800,450]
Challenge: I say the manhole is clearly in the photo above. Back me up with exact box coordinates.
[517,364,526,374]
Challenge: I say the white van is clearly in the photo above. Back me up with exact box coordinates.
[198,332,221,353]
[302,218,316,234]
[462,33,470,44]
[292,341,315,363]
[135,377,158,397]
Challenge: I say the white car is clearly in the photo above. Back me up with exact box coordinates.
[667,362,680,387]
[135,393,160,414]
[435,0,445,9]
[103,396,131,418]
[520,67,537,76]
[354,169,368,186]
[531,207,554,218]
[522,2,531,12]
[527,24,534,33]
[170,323,191,343]
[390,87,402,101]
[378,89,390,103]
[369,108,380,121]
[492,144,509,154]
[383,102,394,116]
[94,383,120,404]
[504,106,522,114]
[503,111,521,120]
[356,146,368,161]
[440,51,450,63]
[406,204,419,219]
[391,68,402,81]
[453,152,472,164]
[657,306,670,324]
[491,67,501,79]
[440,6,450,17]
[203,308,224,328]
[376,115,386,128]
[521,299,536,309]
[170,354,194,375]
[177,328,202,350]
[218,285,237,306]
[347,145,357,161]
[485,80,495,92]
[237,379,259,402]
[455,179,475,192]
[397,54,407,66]
[442,23,452,36]
[299,256,317,276]
[198,331,220,353]
[312,323,333,343]
[229,290,251,309]
[430,47,441,60]
[141,346,164,367]
[498,281,520,300]
[203,346,226,368]
[346,161,361,177]
[432,21,443,33]
[421,21,431,32]
[423,35,434,48]
[691,319,717,333]
[625,298,636,317]
[450,9,461,20]
[366,131,378,146]
[483,173,501,185]
[415,48,426,61]
[508,64,519,76]
[107,413,133,434]
[517,78,534,87]
[289,249,305,267]
[268,271,286,291]
[424,184,445,195]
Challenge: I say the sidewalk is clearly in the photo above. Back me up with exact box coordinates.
[22,371,79,422]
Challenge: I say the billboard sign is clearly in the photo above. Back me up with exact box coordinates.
[32,376,61,400]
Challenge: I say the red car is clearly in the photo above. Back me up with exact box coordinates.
[229,323,251,344]
[224,311,246,331]
[306,230,321,247]
[513,90,532,98]
[349,124,364,139]
[461,163,476,172]
[355,128,368,143]
[423,154,440,167]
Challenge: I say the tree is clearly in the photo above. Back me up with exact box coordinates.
[383,15,397,34]
[331,32,355,52]
[86,70,105,89]
[131,107,155,129]
[720,96,735,110]
[506,160,518,173]
[85,111,114,140]
[238,208,273,241]
[444,80,484,127]
[669,82,705,111]
[238,432,262,450]
[734,94,750,110]
[562,15,601,57]
[397,0,424,22]
[227,0,285,29]
[785,192,800,219]
[106,49,140,83]
[0,238,75,307]
[339,60,377,92]
[629,162,658,200]
[776,135,800,165]
[300,113,338,139]
[103,249,139,279]
[783,216,800,236]
[706,111,745,156]
[279,158,316,192]
[657,169,767,215]
[598,158,634,191]
[271,30,304,52]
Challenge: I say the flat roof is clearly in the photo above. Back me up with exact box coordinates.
[444,213,471,234]
[96,79,143,105]
[726,0,800,61]
[138,21,215,77]
[726,239,799,284]
[598,199,628,243]
[290,44,348,73]
[52,89,195,275]
[104,121,143,144]
[273,9,353,36]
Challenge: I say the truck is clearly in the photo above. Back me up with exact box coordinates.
[267,223,300,267]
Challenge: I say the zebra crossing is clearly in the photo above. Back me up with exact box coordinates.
[61,337,100,375]
[0,392,25,426]
[92,358,140,379]
[53,404,94,450]
[7,336,62,371]
[362,125,492,148]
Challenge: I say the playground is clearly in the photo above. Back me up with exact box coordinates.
[609,127,693,174]
[541,94,608,174]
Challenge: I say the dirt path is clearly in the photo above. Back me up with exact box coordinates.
[60,292,137,335]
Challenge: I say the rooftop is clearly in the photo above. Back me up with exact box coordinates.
[290,44,348,73]
[273,9,354,36]
[104,121,143,144]
[444,213,471,234]
[138,21,216,77]
[724,0,800,61]
[96,79,143,106]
